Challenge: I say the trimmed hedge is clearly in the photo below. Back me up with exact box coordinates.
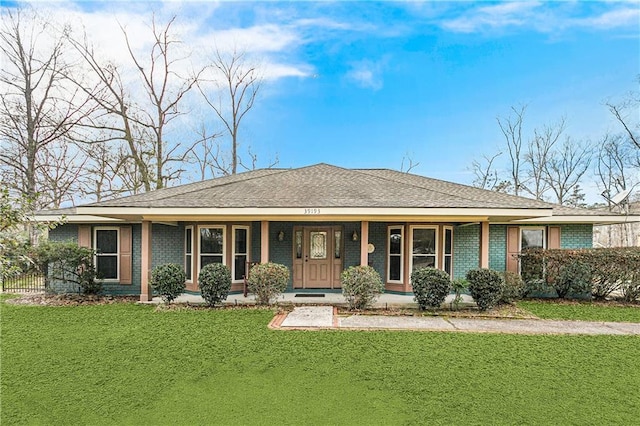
[411,267,451,310]
[198,263,231,307]
[150,263,186,303]
[341,266,384,310]
[247,262,289,305]
[466,268,503,311]
[520,247,640,300]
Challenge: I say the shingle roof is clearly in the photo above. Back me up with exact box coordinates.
[83,163,555,210]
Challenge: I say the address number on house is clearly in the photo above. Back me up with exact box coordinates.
[303,208,321,215]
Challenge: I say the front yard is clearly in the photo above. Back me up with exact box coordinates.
[1,298,639,425]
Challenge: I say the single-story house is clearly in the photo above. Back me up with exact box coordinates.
[36,163,639,301]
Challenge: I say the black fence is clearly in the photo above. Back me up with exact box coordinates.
[2,272,46,292]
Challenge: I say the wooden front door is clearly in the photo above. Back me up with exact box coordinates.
[293,226,343,289]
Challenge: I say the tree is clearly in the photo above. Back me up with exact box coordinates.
[496,105,527,196]
[198,47,262,175]
[524,118,565,200]
[542,137,592,205]
[470,152,512,192]
[0,8,93,209]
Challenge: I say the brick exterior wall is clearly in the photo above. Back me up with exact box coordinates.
[453,224,480,280]
[152,224,184,267]
[560,224,593,248]
[367,222,387,280]
[489,225,507,272]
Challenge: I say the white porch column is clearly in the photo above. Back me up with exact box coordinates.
[140,220,153,302]
[260,221,269,263]
[480,221,490,269]
[360,221,369,266]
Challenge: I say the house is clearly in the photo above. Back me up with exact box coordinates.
[36,164,639,301]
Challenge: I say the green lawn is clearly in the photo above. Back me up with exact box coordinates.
[2,301,639,425]
[518,300,640,323]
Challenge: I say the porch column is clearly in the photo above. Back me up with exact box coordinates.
[360,221,369,266]
[260,221,269,263]
[479,221,490,269]
[140,220,153,302]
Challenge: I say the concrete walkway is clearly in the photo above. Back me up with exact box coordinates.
[275,306,640,335]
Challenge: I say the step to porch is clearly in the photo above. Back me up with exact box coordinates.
[280,306,334,328]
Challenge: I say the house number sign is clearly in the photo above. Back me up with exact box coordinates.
[303,208,321,214]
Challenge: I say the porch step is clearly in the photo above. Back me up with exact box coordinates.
[280,306,334,328]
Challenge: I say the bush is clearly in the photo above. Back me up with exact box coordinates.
[499,271,526,303]
[198,263,232,307]
[150,263,186,303]
[451,278,468,310]
[34,241,99,294]
[411,267,451,310]
[554,261,592,298]
[341,265,384,310]
[247,262,289,305]
[466,268,503,311]
[620,271,640,302]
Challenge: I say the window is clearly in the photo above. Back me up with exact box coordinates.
[443,226,453,276]
[94,227,119,280]
[185,226,193,282]
[521,227,546,250]
[232,226,249,282]
[387,226,403,283]
[199,226,225,269]
[411,226,438,272]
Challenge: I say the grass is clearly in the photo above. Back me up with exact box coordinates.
[518,300,640,323]
[2,301,640,425]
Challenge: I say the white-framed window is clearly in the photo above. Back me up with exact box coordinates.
[387,226,404,283]
[410,226,439,272]
[443,226,453,277]
[94,227,119,281]
[520,227,546,251]
[232,226,249,282]
[199,226,225,270]
[185,226,194,282]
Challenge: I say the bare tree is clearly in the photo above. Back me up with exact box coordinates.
[0,8,93,209]
[496,105,527,196]
[37,140,87,208]
[400,153,420,173]
[523,118,565,200]
[543,137,592,205]
[198,47,261,175]
[470,152,512,192]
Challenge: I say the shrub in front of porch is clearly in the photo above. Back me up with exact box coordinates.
[247,262,290,305]
[466,268,503,311]
[150,264,186,304]
[198,263,232,307]
[411,267,451,310]
[340,266,384,310]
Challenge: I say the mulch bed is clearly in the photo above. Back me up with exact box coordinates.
[4,294,139,306]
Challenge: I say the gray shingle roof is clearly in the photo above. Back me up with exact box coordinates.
[84,163,554,210]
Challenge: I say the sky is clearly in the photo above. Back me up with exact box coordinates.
[6,1,640,202]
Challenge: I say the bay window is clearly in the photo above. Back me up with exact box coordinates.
[199,226,225,269]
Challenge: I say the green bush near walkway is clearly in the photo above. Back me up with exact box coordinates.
[2,301,639,425]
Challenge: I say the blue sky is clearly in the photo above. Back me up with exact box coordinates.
[11,1,640,198]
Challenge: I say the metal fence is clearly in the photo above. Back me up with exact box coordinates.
[1,272,46,292]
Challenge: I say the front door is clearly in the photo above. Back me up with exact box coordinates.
[293,226,343,289]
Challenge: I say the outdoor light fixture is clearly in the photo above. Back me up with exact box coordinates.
[278,231,285,241]
[352,230,358,241]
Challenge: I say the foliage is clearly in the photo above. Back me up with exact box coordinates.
[3,303,640,425]
[150,263,186,303]
[451,278,468,310]
[247,262,289,305]
[554,261,592,298]
[518,301,640,323]
[499,271,527,303]
[620,269,640,303]
[340,265,384,310]
[198,263,232,307]
[466,268,503,311]
[520,247,640,299]
[411,267,451,310]
[34,241,99,294]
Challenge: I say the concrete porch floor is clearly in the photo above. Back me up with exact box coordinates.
[152,292,476,309]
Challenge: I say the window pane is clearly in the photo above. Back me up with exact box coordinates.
[444,256,452,275]
[412,255,435,271]
[413,229,435,254]
[96,230,118,254]
[185,228,192,255]
[334,231,341,259]
[185,254,192,281]
[201,255,223,267]
[310,232,327,259]
[96,255,117,279]
[445,229,452,254]
[235,228,247,254]
[201,228,223,254]
[390,229,402,255]
[234,255,247,281]
[295,231,303,259]
[389,256,401,281]
[522,229,544,250]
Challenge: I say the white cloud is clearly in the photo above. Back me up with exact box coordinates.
[441,1,542,33]
[346,59,386,91]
